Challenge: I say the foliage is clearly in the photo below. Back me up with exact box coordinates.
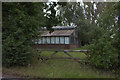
[88,2,119,71]
[43,2,62,33]
[88,33,118,69]
[3,51,115,78]
[60,2,120,72]
[77,19,96,45]
[113,2,120,74]
[2,2,62,67]
[60,2,95,45]
[2,3,43,67]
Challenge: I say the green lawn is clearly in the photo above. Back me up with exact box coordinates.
[38,51,87,58]
[3,50,116,78]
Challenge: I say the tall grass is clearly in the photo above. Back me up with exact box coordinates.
[3,50,116,78]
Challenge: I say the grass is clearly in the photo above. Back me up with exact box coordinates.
[3,49,116,78]
[38,51,87,58]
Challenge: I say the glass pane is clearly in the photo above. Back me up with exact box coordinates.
[45,37,47,44]
[51,37,55,44]
[65,37,69,44]
[42,37,46,44]
[60,37,64,44]
[46,37,50,44]
[56,37,59,44]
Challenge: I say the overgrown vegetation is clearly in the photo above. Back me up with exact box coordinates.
[88,37,118,69]
[3,51,115,78]
[88,2,120,73]
[2,2,120,78]
[60,2,120,74]
[2,3,44,67]
[2,2,63,67]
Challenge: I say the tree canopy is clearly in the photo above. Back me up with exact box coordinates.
[2,2,63,67]
[60,2,120,72]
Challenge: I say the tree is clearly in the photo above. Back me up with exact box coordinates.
[2,2,63,67]
[88,2,119,71]
[113,2,120,72]
[60,2,95,45]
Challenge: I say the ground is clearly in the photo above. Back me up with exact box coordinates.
[2,50,116,78]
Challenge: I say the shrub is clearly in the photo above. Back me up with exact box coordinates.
[2,3,43,67]
[2,42,34,67]
[88,35,118,70]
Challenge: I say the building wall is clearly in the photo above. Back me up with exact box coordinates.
[70,44,77,49]
[32,44,78,49]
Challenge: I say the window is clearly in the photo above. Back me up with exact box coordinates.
[36,36,70,44]
[46,37,50,44]
[51,37,55,44]
[65,37,69,44]
[60,37,64,44]
[55,37,59,44]
[42,37,46,44]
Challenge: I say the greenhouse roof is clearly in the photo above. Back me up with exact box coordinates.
[41,29,75,36]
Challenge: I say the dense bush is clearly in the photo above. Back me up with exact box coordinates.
[3,45,33,67]
[2,3,44,67]
[2,2,61,67]
[87,2,120,72]
[88,34,118,69]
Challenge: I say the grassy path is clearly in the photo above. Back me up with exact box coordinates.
[3,51,116,78]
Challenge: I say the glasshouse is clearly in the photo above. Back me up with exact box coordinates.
[33,26,80,49]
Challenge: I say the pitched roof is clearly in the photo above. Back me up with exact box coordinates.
[41,29,75,37]
[41,26,76,30]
